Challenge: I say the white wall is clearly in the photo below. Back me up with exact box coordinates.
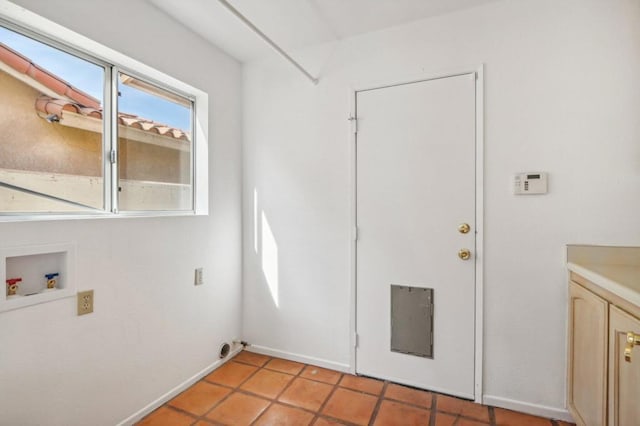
[0,1,243,425]
[242,0,640,418]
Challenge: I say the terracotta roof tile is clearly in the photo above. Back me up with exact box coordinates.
[0,41,190,143]
[34,95,190,141]
[35,96,79,114]
[1,42,100,109]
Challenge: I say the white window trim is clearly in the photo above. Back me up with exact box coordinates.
[0,0,209,221]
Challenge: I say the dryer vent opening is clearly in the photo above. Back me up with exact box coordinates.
[219,342,231,359]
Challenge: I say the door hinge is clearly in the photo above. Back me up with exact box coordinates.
[353,226,359,241]
[348,116,358,134]
[354,332,359,348]
[110,150,117,164]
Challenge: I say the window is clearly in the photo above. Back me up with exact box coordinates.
[0,25,105,212]
[117,72,193,211]
[0,14,207,219]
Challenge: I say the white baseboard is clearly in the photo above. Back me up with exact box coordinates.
[246,345,350,373]
[116,346,243,426]
[483,395,575,423]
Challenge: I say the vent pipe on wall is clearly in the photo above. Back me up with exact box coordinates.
[216,0,319,85]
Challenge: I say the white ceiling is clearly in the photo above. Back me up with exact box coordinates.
[149,0,500,62]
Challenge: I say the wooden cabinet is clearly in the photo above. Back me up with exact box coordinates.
[568,275,640,426]
[608,306,640,426]
[568,281,608,426]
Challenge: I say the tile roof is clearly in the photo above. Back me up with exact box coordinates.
[0,42,100,108]
[1,42,190,142]
[35,96,191,141]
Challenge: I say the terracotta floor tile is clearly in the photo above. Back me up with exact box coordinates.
[253,403,315,426]
[278,377,333,411]
[300,365,342,385]
[136,406,196,426]
[265,358,305,375]
[384,383,431,408]
[204,361,258,387]
[338,374,384,395]
[457,418,490,426]
[234,351,271,367]
[373,400,430,426]
[436,395,489,422]
[140,353,564,426]
[434,413,457,426]
[206,392,270,425]
[321,387,378,425]
[313,418,348,425]
[494,408,553,426]
[167,381,230,416]
[240,368,294,399]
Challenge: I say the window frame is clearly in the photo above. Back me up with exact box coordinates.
[0,3,208,221]
[112,67,198,214]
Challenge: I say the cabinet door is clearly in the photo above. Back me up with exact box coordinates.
[568,281,608,426]
[608,305,640,426]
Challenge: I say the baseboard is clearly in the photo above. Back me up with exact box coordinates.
[116,346,243,426]
[483,395,575,423]
[246,344,351,373]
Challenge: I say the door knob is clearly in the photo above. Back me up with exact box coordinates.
[458,249,471,260]
[624,332,640,362]
[458,223,471,234]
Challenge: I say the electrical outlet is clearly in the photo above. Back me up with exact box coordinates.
[194,267,204,286]
[77,290,94,316]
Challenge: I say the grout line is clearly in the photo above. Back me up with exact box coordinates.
[203,353,274,425]
[312,368,345,425]
[428,393,438,426]
[249,402,273,425]
[368,380,388,426]
[246,356,321,425]
[156,404,199,422]
[271,361,306,403]
[199,354,271,422]
[382,396,433,412]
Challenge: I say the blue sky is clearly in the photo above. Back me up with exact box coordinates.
[0,26,190,131]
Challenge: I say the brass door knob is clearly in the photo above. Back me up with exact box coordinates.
[458,223,471,234]
[624,332,640,362]
[458,248,471,260]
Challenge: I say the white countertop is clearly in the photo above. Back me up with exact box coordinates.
[568,261,640,308]
[567,245,640,307]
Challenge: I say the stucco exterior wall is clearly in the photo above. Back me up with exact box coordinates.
[0,69,102,176]
[0,69,190,185]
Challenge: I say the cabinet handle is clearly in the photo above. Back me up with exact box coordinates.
[624,332,640,362]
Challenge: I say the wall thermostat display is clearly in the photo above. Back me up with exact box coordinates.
[514,172,548,195]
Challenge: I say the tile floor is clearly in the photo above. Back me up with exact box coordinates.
[138,351,575,426]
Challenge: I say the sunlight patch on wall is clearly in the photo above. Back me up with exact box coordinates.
[254,188,259,253]
[261,210,279,307]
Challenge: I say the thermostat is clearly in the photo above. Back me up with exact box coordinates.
[514,172,548,195]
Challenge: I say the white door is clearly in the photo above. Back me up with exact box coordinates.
[356,73,477,398]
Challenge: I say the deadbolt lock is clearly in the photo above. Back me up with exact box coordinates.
[624,332,640,362]
[458,248,472,261]
[458,223,471,234]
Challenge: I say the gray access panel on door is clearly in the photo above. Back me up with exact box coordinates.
[390,285,434,358]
